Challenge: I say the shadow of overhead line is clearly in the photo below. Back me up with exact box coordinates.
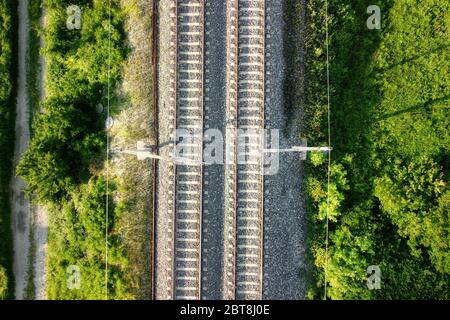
[378,43,450,73]
[377,95,450,120]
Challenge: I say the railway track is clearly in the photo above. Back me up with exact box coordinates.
[235,0,265,300]
[223,0,239,300]
[154,0,178,300]
[224,0,266,300]
[173,0,205,300]
[156,0,266,300]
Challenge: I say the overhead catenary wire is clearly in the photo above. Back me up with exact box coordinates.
[105,0,112,301]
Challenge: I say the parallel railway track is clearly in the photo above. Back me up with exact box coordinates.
[235,0,265,300]
[156,0,266,300]
[224,0,265,300]
[153,0,179,300]
[223,0,239,300]
[173,0,205,300]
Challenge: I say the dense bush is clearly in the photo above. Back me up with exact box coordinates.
[18,0,129,299]
[0,265,7,299]
[0,0,17,300]
[302,0,450,299]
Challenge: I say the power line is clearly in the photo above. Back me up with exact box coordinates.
[105,0,112,301]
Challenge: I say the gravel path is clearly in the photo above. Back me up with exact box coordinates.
[11,0,31,301]
[263,0,307,300]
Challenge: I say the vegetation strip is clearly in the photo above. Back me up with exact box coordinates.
[17,0,130,299]
[304,0,450,299]
[0,0,18,300]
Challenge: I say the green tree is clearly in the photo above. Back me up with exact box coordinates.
[375,158,449,273]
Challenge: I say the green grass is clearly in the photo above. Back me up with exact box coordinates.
[300,0,450,299]
[16,0,156,300]
[18,0,131,299]
[109,0,155,299]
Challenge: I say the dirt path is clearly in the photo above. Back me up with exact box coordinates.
[33,206,47,300]
[33,5,48,301]
[11,0,31,300]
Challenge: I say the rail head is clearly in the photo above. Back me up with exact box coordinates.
[174,0,204,300]
[171,0,178,301]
